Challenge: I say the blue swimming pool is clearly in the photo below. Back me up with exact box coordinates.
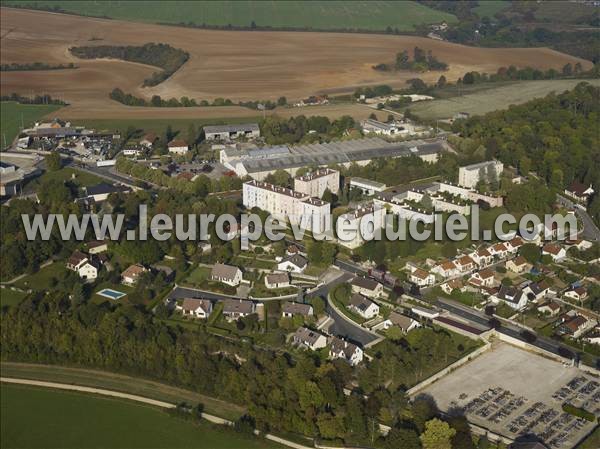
[97,288,126,300]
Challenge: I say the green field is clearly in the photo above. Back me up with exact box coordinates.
[0,102,64,148]
[13,263,67,291]
[472,1,509,18]
[24,167,104,193]
[1,383,281,449]
[5,1,457,31]
[408,79,600,120]
[0,288,28,308]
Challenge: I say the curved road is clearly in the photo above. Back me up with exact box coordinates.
[1,377,314,449]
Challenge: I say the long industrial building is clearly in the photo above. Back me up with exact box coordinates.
[222,137,448,180]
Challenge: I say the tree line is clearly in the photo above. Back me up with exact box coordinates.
[373,46,448,72]
[1,93,67,105]
[70,43,189,86]
[1,62,76,71]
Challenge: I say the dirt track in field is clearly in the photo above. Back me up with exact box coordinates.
[0,7,592,120]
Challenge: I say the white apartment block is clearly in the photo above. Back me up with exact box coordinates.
[458,160,504,188]
[243,180,330,234]
[337,202,385,249]
[294,168,340,198]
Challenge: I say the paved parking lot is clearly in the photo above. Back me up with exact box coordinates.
[421,343,599,449]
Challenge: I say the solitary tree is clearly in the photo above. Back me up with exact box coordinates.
[420,418,456,449]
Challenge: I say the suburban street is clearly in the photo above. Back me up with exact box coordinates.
[556,194,600,241]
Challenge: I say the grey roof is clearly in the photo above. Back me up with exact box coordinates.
[266,272,290,285]
[181,298,212,313]
[236,138,446,174]
[283,301,312,316]
[211,263,240,281]
[460,160,500,172]
[388,311,416,332]
[280,254,308,269]
[351,276,380,291]
[204,123,259,134]
[349,294,376,312]
[350,177,387,189]
[294,326,325,346]
[498,285,524,304]
[330,336,360,358]
[222,299,254,314]
[85,182,128,196]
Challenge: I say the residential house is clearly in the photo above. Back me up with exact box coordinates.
[537,301,560,317]
[211,263,242,286]
[277,254,308,273]
[489,243,510,259]
[493,285,527,310]
[121,264,147,286]
[441,279,466,295]
[66,250,88,272]
[506,236,524,254]
[292,327,327,350]
[469,269,495,288]
[564,286,588,302]
[564,182,594,205]
[140,132,158,148]
[265,272,291,289]
[523,281,549,302]
[87,240,108,254]
[348,294,380,319]
[167,139,189,155]
[329,337,363,365]
[222,299,255,321]
[557,312,597,338]
[455,255,476,273]
[77,259,99,280]
[471,248,493,267]
[542,244,567,262]
[282,301,314,318]
[381,311,421,333]
[410,268,435,287]
[506,256,529,274]
[178,298,213,319]
[351,277,384,298]
[432,260,459,279]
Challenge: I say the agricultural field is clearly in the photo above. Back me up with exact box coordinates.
[472,1,509,19]
[407,78,600,120]
[0,288,28,308]
[3,0,458,31]
[0,384,281,449]
[0,8,591,121]
[0,101,63,145]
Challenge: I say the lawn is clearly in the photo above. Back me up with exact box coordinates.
[13,263,67,291]
[408,79,600,120]
[0,101,63,147]
[0,288,28,308]
[472,0,509,18]
[184,266,212,284]
[6,1,457,31]
[0,384,281,449]
[25,167,104,193]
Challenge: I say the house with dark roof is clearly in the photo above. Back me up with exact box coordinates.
[348,294,380,319]
[277,254,308,273]
[84,183,129,202]
[380,311,420,333]
[564,182,594,205]
[329,337,363,365]
[265,272,290,289]
[222,299,256,321]
[167,139,189,155]
[211,263,242,286]
[292,327,327,350]
[282,301,313,318]
[492,285,527,310]
[351,276,384,297]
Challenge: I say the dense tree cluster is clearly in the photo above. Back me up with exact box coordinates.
[0,93,67,105]
[454,82,600,225]
[0,291,478,446]
[71,43,189,86]
[1,62,76,71]
[260,115,356,145]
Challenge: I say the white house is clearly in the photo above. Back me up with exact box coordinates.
[329,337,363,365]
[277,254,308,273]
[432,261,459,279]
[87,240,108,254]
[121,264,147,286]
[167,139,189,155]
[265,272,291,289]
[293,327,327,350]
[282,302,313,318]
[178,298,213,319]
[351,277,384,298]
[564,182,594,205]
[380,311,421,333]
[348,294,380,319]
[471,248,493,267]
[506,256,529,274]
[441,279,466,295]
[469,269,495,288]
[537,301,560,317]
[77,260,99,280]
[410,268,435,287]
[455,255,476,273]
[492,285,527,310]
[489,242,510,259]
[564,286,588,302]
[211,263,243,286]
[542,243,567,262]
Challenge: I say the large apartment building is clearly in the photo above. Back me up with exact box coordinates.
[458,160,504,188]
[294,168,340,198]
[243,180,330,233]
[337,202,385,249]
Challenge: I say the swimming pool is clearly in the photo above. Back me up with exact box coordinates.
[97,288,127,300]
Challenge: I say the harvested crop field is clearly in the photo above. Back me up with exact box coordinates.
[0,8,592,121]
